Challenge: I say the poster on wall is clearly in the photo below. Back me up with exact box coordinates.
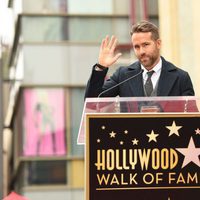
[23,88,66,156]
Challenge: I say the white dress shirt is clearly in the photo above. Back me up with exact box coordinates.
[141,57,162,89]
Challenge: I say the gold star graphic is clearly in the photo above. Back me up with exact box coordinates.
[195,128,200,135]
[166,121,182,136]
[124,130,128,134]
[146,130,159,142]
[132,138,139,145]
[109,131,116,138]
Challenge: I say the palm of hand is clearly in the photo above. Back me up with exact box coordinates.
[98,35,122,67]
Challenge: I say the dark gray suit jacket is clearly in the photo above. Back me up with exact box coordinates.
[85,57,195,98]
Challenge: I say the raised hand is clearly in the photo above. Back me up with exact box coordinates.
[98,35,122,67]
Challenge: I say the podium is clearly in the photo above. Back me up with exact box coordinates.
[78,96,200,200]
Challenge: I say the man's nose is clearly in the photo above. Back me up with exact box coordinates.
[139,47,145,54]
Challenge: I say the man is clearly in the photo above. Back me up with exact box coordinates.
[85,21,195,98]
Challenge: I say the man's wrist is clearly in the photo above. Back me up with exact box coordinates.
[95,63,107,70]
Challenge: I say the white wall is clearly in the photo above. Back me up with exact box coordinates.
[22,44,99,85]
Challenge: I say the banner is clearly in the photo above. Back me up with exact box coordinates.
[86,113,200,200]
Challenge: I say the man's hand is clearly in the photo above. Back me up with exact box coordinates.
[98,35,122,67]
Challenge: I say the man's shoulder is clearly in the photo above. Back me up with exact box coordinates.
[113,62,141,79]
[161,56,176,70]
[161,57,188,74]
[118,60,141,72]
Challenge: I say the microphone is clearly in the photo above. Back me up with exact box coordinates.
[98,69,144,97]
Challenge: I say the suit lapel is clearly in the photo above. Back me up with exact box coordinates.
[125,57,178,96]
[126,62,145,96]
[157,58,178,96]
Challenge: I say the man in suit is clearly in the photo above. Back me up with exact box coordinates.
[85,20,195,98]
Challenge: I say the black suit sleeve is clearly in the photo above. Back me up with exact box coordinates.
[84,65,123,98]
[180,71,195,96]
[84,65,108,98]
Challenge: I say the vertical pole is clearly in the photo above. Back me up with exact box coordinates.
[0,43,4,199]
[129,0,136,24]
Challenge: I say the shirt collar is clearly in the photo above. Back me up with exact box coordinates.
[141,57,162,74]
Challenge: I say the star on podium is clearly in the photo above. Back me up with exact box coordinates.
[195,128,200,135]
[176,137,200,168]
[146,130,159,142]
[132,138,139,145]
[109,131,116,138]
[166,121,182,136]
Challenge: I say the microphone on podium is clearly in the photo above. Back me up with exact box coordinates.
[98,69,144,98]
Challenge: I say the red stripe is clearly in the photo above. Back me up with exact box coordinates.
[142,0,148,20]
[129,0,136,24]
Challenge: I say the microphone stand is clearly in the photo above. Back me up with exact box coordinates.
[96,69,144,113]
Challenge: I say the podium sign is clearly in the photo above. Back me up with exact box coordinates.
[86,113,200,200]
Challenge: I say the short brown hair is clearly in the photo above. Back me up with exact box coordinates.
[130,20,159,40]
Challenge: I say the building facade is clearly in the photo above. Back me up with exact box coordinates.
[3,0,200,199]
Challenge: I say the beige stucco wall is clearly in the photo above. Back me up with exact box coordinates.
[159,0,200,96]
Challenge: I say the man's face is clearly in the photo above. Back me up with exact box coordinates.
[131,32,161,70]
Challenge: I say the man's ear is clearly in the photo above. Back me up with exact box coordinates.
[156,39,161,49]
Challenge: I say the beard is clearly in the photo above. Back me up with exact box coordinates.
[138,51,160,70]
